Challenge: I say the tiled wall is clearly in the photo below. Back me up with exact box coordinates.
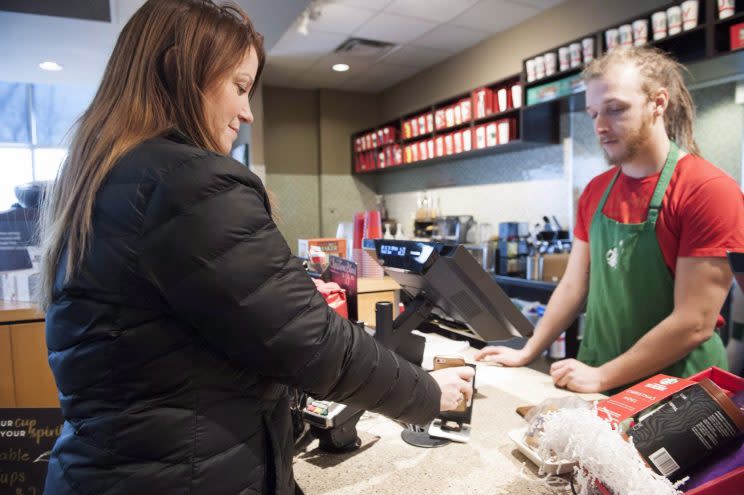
[372,81,743,238]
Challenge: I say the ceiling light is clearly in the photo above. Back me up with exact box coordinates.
[332,63,350,72]
[297,12,309,36]
[39,61,63,71]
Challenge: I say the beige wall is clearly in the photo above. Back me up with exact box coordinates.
[249,82,264,165]
[261,86,381,250]
[378,0,668,121]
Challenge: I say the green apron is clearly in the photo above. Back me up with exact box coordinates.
[577,142,728,389]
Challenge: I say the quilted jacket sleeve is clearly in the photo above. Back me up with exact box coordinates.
[137,153,439,425]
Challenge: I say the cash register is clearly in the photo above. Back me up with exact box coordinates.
[302,239,534,450]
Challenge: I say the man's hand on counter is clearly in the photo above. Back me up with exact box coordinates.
[430,367,475,412]
[549,358,604,393]
[473,345,533,367]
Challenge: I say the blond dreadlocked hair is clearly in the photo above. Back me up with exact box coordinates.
[582,45,700,156]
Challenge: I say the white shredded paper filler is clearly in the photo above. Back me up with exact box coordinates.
[535,408,682,495]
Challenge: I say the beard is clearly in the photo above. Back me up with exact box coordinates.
[602,113,653,166]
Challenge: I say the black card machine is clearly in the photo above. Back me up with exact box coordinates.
[301,397,365,452]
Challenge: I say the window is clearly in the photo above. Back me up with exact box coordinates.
[0,80,94,210]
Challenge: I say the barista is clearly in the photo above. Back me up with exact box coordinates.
[476,46,744,393]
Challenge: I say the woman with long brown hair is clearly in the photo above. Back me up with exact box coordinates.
[39,1,473,493]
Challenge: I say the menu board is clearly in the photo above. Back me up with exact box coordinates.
[0,408,63,494]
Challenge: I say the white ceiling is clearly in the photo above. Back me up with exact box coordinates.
[264,0,566,93]
[0,0,310,87]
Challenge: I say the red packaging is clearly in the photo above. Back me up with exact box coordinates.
[411,143,419,162]
[444,133,454,155]
[730,22,744,51]
[371,132,378,148]
[445,107,455,128]
[486,122,498,147]
[404,145,412,164]
[497,86,511,112]
[453,131,463,153]
[596,374,696,429]
[378,149,386,168]
[427,139,434,159]
[454,105,462,125]
[462,129,472,151]
[313,279,348,319]
[472,87,494,119]
[688,366,744,397]
[435,109,446,130]
[418,115,426,135]
[435,136,444,157]
[684,466,744,495]
[460,98,472,122]
[426,112,434,133]
[419,140,428,161]
[475,125,486,149]
[403,121,412,139]
[411,118,419,137]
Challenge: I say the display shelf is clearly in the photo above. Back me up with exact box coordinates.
[524,66,584,89]
[472,107,521,125]
[651,25,707,63]
[354,139,538,175]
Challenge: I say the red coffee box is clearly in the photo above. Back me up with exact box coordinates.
[460,98,472,122]
[418,115,426,135]
[454,105,462,125]
[462,129,472,151]
[403,121,412,139]
[378,149,386,168]
[411,143,419,162]
[371,132,378,148]
[444,133,454,155]
[435,109,446,130]
[731,22,744,51]
[426,139,434,159]
[426,112,434,133]
[445,107,455,128]
[419,140,428,161]
[596,374,696,431]
[411,118,419,137]
[453,131,463,154]
[475,125,487,149]
[497,86,511,112]
[472,87,494,119]
[486,122,498,146]
[404,145,412,164]
[435,136,445,157]
[393,144,403,166]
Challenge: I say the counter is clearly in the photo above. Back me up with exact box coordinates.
[0,301,57,408]
[293,333,604,494]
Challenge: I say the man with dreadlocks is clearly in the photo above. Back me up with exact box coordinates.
[476,46,744,393]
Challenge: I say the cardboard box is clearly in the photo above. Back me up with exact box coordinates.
[298,238,347,260]
[541,252,569,282]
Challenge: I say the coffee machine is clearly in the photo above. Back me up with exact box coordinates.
[433,216,475,244]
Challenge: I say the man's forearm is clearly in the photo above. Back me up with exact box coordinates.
[598,312,712,390]
[524,280,587,358]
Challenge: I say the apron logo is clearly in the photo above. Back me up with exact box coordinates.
[606,240,624,269]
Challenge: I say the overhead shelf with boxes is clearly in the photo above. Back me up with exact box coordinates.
[352,74,560,175]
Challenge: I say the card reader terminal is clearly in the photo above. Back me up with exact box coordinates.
[302,397,365,452]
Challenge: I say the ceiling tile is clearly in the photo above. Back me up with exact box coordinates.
[381,45,451,68]
[311,53,376,75]
[271,28,347,57]
[513,0,566,10]
[336,0,393,10]
[342,62,421,93]
[266,54,318,72]
[354,12,438,44]
[450,0,539,33]
[308,3,377,35]
[410,24,491,53]
[383,0,480,23]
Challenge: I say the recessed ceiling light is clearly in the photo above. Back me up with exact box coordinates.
[332,63,350,72]
[39,61,63,71]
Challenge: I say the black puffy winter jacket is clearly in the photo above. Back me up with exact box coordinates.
[43,132,440,494]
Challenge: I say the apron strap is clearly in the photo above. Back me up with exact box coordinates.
[647,142,679,226]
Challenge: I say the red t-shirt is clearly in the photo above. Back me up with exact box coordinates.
[574,154,744,276]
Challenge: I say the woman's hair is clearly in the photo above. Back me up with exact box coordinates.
[582,45,700,156]
[37,0,265,311]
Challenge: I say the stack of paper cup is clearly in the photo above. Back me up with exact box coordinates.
[652,11,667,40]
[633,19,649,46]
[681,0,699,30]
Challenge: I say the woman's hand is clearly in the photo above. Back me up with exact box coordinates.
[474,345,533,367]
[430,366,475,412]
